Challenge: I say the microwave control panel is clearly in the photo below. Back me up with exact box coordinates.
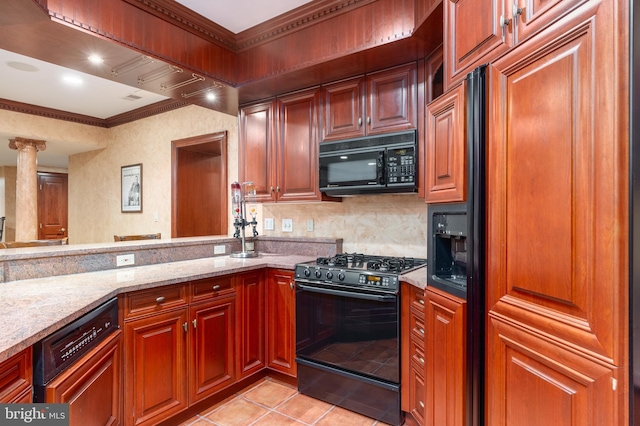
[386,146,415,184]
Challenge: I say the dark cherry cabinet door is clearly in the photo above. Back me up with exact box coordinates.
[46,332,122,426]
[239,100,277,202]
[236,271,266,379]
[322,76,366,141]
[367,63,417,136]
[444,0,511,88]
[424,82,466,203]
[189,298,236,404]
[266,269,296,377]
[0,348,32,403]
[277,89,323,202]
[124,309,188,426]
[485,0,625,423]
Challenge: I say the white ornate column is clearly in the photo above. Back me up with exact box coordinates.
[9,137,46,241]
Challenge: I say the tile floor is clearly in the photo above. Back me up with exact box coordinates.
[178,376,391,426]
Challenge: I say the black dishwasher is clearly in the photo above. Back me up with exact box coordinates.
[33,297,119,402]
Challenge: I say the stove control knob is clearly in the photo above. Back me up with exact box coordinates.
[338,272,345,281]
[326,271,334,280]
[315,270,322,278]
[304,268,311,277]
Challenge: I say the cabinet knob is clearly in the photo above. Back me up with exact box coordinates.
[270,186,275,193]
[499,14,510,28]
[183,322,188,332]
[419,357,425,365]
[513,2,523,18]
[367,116,371,125]
[213,285,221,291]
[155,296,165,304]
[419,401,425,409]
[276,186,280,193]
[419,327,425,335]
[419,299,424,305]
[192,319,197,329]
[358,117,362,126]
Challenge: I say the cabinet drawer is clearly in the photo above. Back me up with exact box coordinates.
[0,348,32,403]
[410,339,426,372]
[407,285,425,312]
[191,276,234,302]
[410,308,426,342]
[409,366,425,425]
[124,284,187,319]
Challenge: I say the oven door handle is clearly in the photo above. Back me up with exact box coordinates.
[296,282,396,302]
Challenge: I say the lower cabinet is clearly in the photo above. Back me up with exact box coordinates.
[424,286,466,426]
[401,282,426,424]
[236,270,266,379]
[46,331,122,426]
[266,269,296,377]
[123,277,236,426]
[0,348,32,403]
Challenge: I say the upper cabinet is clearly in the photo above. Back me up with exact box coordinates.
[444,0,512,88]
[239,88,331,203]
[321,63,418,142]
[444,0,589,88]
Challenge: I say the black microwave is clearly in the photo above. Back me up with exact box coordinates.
[319,130,417,196]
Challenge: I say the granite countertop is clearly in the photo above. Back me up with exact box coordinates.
[401,265,428,290]
[0,253,314,363]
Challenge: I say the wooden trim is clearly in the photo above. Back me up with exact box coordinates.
[0,98,188,128]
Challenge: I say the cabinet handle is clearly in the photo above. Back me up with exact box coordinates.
[290,281,294,290]
[155,296,165,304]
[512,2,523,19]
[192,319,197,329]
[183,322,188,332]
[419,401,425,409]
[213,285,221,291]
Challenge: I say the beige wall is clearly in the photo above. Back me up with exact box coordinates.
[3,105,427,257]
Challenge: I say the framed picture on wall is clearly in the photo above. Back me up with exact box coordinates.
[121,163,142,213]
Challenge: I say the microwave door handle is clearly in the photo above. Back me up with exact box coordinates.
[296,283,396,302]
[377,151,386,185]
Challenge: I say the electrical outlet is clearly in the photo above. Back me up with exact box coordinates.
[264,218,275,231]
[214,245,226,254]
[307,219,314,232]
[117,253,135,267]
[282,218,293,232]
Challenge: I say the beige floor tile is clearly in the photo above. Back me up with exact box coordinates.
[181,418,215,426]
[275,393,333,424]
[242,379,298,408]
[204,398,268,426]
[316,406,377,426]
[251,411,306,426]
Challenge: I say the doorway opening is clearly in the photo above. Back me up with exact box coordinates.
[171,132,228,237]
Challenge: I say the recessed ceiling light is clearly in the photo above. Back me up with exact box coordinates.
[88,55,104,64]
[206,92,216,101]
[62,75,83,86]
[6,61,39,72]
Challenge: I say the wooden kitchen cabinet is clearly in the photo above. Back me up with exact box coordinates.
[485,0,624,423]
[123,279,237,426]
[424,82,466,203]
[266,269,297,377]
[0,348,32,403]
[235,270,266,379]
[424,286,466,426]
[188,296,236,404]
[321,63,417,142]
[401,283,426,424]
[239,99,277,202]
[46,331,122,426]
[444,0,511,88]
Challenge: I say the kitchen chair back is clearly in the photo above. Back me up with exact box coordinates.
[2,237,68,248]
[114,233,161,242]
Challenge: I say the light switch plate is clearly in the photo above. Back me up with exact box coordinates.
[282,218,293,232]
[265,218,275,231]
[214,245,226,254]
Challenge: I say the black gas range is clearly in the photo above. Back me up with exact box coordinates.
[294,253,427,426]
[294,253,426,294]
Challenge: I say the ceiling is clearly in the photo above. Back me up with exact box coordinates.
[0,0,313,168]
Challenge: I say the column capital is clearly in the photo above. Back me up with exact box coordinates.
[9,137,47,152]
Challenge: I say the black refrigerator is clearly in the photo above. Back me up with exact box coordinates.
[426,65,486,426]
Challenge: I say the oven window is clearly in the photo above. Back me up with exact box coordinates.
[320,151,379,186]
[296,286,399,384]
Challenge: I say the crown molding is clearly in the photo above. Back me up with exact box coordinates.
[121,0,375,51]
[0,98,188,128]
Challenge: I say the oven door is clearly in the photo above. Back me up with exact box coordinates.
[319,149,384,194]
[295,282,399,384]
